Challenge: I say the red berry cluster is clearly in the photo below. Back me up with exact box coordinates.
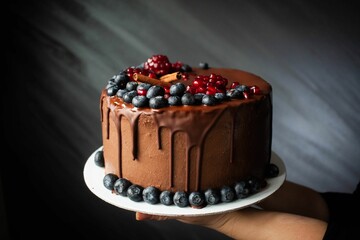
[144,54,173,76]
[186,74,228,95]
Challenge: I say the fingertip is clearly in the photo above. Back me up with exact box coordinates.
[136,212,154,221]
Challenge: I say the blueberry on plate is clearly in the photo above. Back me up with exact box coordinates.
[103,173,119,190]
[94,150,104,167]
[265,163,279,178]
[113,178,132,196]
[127,184,144,202]
[173,191,189,207]
[234,180,251,199]
[142,186,160,204]
[204,188,221,205]
[189,191,206,208]
[247,176,265,194]
[160,191,174,206]
[220,185,235,203]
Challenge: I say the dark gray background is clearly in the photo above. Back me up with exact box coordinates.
[2,0,359,239]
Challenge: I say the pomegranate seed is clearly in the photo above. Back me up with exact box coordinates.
[186,85,197,94]
[148,72,157,79]
[206,86,217,95]
[193,79,206,88]
[163,86,170,94]
[250,85,261,94]
[196,87,206,94]
[137,89,147,96]
[231,82,240,89]
[243,91,250,99]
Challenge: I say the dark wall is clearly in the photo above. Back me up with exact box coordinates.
[2,0,359,239]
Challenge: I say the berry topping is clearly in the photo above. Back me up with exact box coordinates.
[149,96,168,109]
[94,150,104,167]
[144,54,172,76]
[169,82,186,96]
[113,72,129,89]
[199,62,209,69]
[126,81,138,91]
[173,191,189,207]
[146,85,165,99]
[132,95,149,108]
[105,55,264,109]
[142,186,161,204]
[123,90,138,103]
[181,93,196,105]
[103,173,119,191]
[127,184,144,202]
[114,178,132,196]
[202,94,217,106]
[167,96,182,106]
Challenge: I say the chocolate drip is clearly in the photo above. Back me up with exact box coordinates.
[152,108,225,191]
[100,96,104,122]
[106,108,110,139]
[117,109,141,160]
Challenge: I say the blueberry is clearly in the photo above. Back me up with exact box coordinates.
[234,181,251,199]
[235,85,250,93]
[113,72,129,89]
[123,90,138,103]
[181,93,196,105]
[226,89,244,99]
[173,191,189,207]
[126,81,138,91]
[214,92,228,102]
[103,173,119,190]
[180,64,192,72]
[167,96,182,106]
[116,89,128,98]
[202,95,217,106]
[137,83,152,92]
[199,62,209,69]
[106,85,119,96]
[204,188,221,205]
[113,178,132,196]
[149,96,168,109]
[127,184,144,202]
[189,192,206,208]
[247,176,263,194]
[160,191,174,206]
[170,83,186,96]
[142,186,160,204]
[194,93,205,105]
[146,85,165,98]
[220,186,235,203]
[132,95,149,108]
[265,163,279,178]
[94,150,104,167]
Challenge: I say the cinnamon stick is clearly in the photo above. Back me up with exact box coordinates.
[132,73,171,87]
[160,72,181,83]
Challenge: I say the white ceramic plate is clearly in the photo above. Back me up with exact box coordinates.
[84,147,286,217]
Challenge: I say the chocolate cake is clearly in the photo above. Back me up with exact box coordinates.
[96,55,276,208]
